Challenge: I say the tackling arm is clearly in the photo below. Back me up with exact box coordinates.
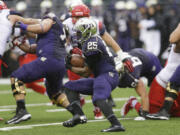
[101,31,122,53]
[26,19,54,34]
[135,79,149,112]
[8,15,40,25]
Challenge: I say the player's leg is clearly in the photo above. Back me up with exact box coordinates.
[93,72,125,132]
[62,78,95,127]
[6,58,49,124]
[147,66,180,120]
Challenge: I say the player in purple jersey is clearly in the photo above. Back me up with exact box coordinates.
[6,13,86,125]
[119,48,162,118]
[63,18,125,132]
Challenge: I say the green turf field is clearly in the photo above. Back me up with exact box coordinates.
[0,84,179,135]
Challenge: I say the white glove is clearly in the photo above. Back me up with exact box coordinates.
[114,56,124,72]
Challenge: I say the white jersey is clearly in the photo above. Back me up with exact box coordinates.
[0,9,13,56]
[63,17,102,39]
[156,45,180,88]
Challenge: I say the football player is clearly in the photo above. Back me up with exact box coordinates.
[6,13,86,124]
[146,23,180,120]
[119,48,162,118]
[0,0,43,121]
[63,18,125,132]
[63,3,132,119]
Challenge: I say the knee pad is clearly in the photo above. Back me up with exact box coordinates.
[166,82,179,100]
[51,92,69,107]
[11,79,26,96]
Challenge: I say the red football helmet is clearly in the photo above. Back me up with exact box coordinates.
[0,1,7,10]
[71,4,90,17]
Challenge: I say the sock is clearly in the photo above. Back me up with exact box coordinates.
[16,100,26,111]
[161,100,174,112]
[133,102,141,112]
[107,114,120,126]
[66,101,84,116]
[26,82,46,95]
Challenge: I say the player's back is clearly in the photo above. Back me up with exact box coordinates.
[129,48,159,73]
[82,36,115,76]
[36,17,66,60]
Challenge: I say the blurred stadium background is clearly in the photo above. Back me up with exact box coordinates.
[1,0,180,78]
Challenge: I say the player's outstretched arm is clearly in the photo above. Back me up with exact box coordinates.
[21,18,54,34]
[8,15,40,25]
[135,79,149,112]
[101,31,122,53]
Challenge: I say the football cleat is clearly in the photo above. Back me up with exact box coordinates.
[146,109,170,120]
[63,114,87,127]
[93,108,104,120]
[6,109,31,124]
[101,125,125,132]
[121,96,137,116]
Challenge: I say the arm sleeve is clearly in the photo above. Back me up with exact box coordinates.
[10,10,22,16]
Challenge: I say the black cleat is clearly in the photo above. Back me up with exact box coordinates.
[63,115,87,127]
[101,125,125,132]
[6,109,31,124]
[146,109,169,120]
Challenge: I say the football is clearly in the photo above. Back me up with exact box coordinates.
[70,54,85,67]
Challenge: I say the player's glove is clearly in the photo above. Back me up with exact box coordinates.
[15,22,28,31]
[70,47,82,56]
[65,54,72,70]
[116,50,134,72]
[114,56,124,72]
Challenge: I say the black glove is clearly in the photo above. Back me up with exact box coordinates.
[65,54,72,70]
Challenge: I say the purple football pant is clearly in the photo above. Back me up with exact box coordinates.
[64,71,119,102]
[11,56,66,98]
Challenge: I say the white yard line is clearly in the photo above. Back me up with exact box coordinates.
[46,108,122,113]
[0,97,140,110]
[0,117,132,131]
[0,89,33,94]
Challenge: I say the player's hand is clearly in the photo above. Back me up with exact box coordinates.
[123,58,134,72]
[65,54,72,70]
[12,36,26,47]
[114,56,124,72]
[116,50,134,73]
[70,47,82,56]
[15,22,28,31]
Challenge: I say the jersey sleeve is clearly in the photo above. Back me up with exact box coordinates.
[10,10,22,16]
[98,21,106,36]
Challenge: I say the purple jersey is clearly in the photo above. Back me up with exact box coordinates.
[82,36,115,77]
[36,17,66,60]
[119,48,162,88]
